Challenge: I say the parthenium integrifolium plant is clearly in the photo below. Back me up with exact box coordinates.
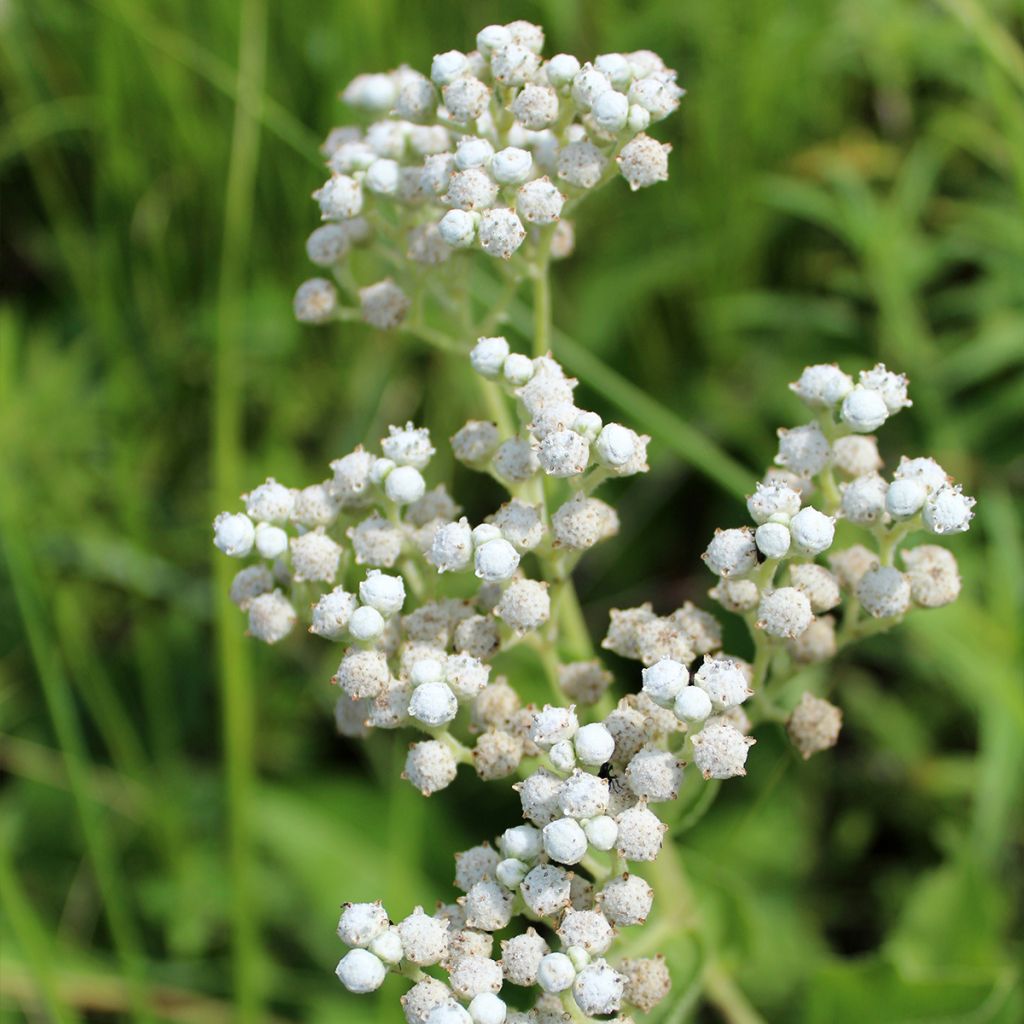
[212,20,976,1024]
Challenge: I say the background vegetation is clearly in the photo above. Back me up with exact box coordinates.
[2,0,1022,1020]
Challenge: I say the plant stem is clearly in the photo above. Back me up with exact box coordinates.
[703,961,768,1024]
[214,0,267,1016]
[531,227,555,358]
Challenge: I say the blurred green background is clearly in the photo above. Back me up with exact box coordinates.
[2,0,1022,1021]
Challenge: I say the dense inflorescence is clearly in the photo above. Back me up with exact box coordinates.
[213,346,973,1022]
[292,20,682,334]
[211,20,977,1024]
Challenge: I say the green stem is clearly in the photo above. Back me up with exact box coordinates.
[703,961,768,1024]
[531,227,555,358]
[214,0,267,1016]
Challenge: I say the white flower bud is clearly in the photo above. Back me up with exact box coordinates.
[495,578,550,634]
[530,705,579,748]
[557,142,607,189]
[641,659,689,707]
[583,815,618,852]
[213,511,255,557]
[229,565,273,609]
[540,815,589,864]
[573,722,615,766]
[787,692,843,760]
[445,168,498,211]
[591,90,629,132]
[755,521,791,559]
[474,538,520,582]
[360,278,410,330]
[496,857,529,889]
[593,423,637,468]
[694,655,752,710]
[341,73,397,111]
[369,926,404,965]
[511,83,560,129]
[703,527,757,577]
[404,740,458,796]
[625,746,683,802]
[409,682,458,726]
[398,907,450,966]
[438,209,478,248]
[335,948,386,993]
[476,25,511,55]
[790,563,841,613]
[491,147,533,184]
[429,518,474,572]
[306,223,349,266]
[595,51,633,88]
[348,604,385,641]
[599,873,652,926]
[516,177,565,224]
[425,1002,471,1024]
[747,480,802,524]
[247,590,296,644]
[478,208,526,259]
[789,363,853,408]
[841,386,889,433]
[402,978,453,1024]
[544,741,577,770]
[856,566,912,619]
[617,133,671,190]
[691,720,755,779]
[471,336,510,378]
[776,422,831,476]
[757,587,814,638]
[431,50,469,86]
[628,76,683,121]
[311,587,357,640]
[500,824,542,861]
[314,173,363,220]
[410,658,444,687]
[520,862,572,916]
[502,353,534,386]
[537,952,576,993]
[537,429,590,477]
[901,545,961,607]
[559,770,610,819]
[789,506,835,555]
[860,363,911,414]
[841,472,889,524]
[356,569,405,617]
[385,465,426,505]
[338,901,389,947]
[674,685,713,723]
[382,422,435,469]
[491,44,540,86]
[833,435,883,477]
[455,136,495,170]
[614,803,666,861]
[364,157,399,195]
[443,77,491,124]
[505,20,544,53]
[923,485,975,535]
[573,960,625,1016]
[886,477,927,519]
[546,53,581,88]
[468,993,506,1024]
[895,456,949,494]
[293,277,338,324]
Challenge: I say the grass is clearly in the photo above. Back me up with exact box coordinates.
[1,0,1022,1021]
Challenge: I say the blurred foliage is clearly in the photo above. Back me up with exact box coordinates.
[1,0,1022,1021]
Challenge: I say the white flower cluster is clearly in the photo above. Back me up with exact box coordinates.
[212,342,654,799]
[334,709,681,1021]
[700,363,972,660]
[293,21,682,330]
[321,361,974,1020]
